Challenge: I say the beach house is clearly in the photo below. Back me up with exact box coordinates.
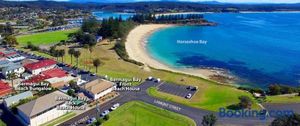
[17,91,71,126]
[81,79,115,100]
[24,59,56,75]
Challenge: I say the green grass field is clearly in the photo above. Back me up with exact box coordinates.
[266,95,300,103]
[148,87,260,111]
[16,29,78,45]
[103,101,196,126]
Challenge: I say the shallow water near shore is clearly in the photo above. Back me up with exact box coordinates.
[147,13,300,88]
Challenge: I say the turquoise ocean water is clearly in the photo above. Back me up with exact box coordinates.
[147,13,300,88]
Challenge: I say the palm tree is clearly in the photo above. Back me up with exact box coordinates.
[7,72,18,92]
[73,50,81,67]
[68,48,75,64]
[93,58,101,73]
[53,50,59,61]
[59,49,65,63]
[88,45,95,70]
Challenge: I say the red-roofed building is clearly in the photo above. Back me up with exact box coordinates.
[41,68,67,78]
[22,75,51,85]
[0,80,13,97]
[24,59,57,75]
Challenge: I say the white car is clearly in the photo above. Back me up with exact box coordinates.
[147,76,153,81]
[100,110,110,117]
[110,103,120,110]
[155,78,161,83]
[185,93,192,99]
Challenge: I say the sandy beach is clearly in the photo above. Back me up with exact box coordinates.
[125,24,223,79]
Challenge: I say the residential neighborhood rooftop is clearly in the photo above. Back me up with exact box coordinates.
[83,79,115,95]
[0,80,12,96]
[4,91,33,107]
[22,74,51,84]
[24,59,56,71]
[17,91,70,118]
[41,68,68,78]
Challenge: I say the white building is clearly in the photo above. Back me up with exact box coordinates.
[17,91,71,126]
[2,64,25,78]
[6,54,26,62]
[24,59,56,75]
[4,91,33,108]
[82,79,115,100]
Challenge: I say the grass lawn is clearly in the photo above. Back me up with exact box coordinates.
[0,120,6,126]
[40,112,76,126]
[148,87,260,111]
[266,95,300,103]
[16,29,78,45]
[18,40,261,111]
[103,101,196,126]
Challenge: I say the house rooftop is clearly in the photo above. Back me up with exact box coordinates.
[82,79,115,95]
[17,91,70,118]
[22,75,51,84]
[4,91,33,107]
[2,63,23,72]
[24,59,56,71]
[0,80,12,96]
[41,68,68,78]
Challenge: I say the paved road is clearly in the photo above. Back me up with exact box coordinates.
[264,103,300,114]
[60,81,273,126]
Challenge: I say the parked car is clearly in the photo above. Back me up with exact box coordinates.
[155,78,161,83]
[186,86,191,90]
[86,117,96,124]
[100,110,110,117]
[191,86,198,91]
[147,76,153,81]
[110,103,120,111]
[185,93,192,99]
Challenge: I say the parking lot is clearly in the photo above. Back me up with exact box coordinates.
[157,82,197,99]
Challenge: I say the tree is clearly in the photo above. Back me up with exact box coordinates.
[238,96,252,109]
[103,115,110,121]
[3,35,18,46]
[202,114,217,126]
[53,50,60,61]
[271,114,300,126]
[73,50,81,67]
[69,80,80,92]
[81,18,100,34]
[93,58,101,73]
[268,84,281,95]
[68,48,75,64]
[7,72,18,93]
[95,118,104,126]
[67,89,75,97]
[59,49,65,62]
